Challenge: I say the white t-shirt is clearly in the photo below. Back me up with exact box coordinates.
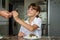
[20,17,42,37]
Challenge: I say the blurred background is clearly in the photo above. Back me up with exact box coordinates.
[0,0,60,37]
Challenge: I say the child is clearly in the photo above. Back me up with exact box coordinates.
[12,3,42,37]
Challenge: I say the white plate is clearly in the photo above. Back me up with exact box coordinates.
[23,36,40,40]
[0,36,3,39]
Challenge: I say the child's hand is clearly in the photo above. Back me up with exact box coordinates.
[12,11,18,17]
[12,11,19,20]
[18,32,25,37]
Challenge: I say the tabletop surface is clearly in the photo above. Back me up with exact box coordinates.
[0,36,60,40]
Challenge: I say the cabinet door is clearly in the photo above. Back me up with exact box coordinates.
[48,0,60,36]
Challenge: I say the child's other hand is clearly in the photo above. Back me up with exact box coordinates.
[18,32,25,37]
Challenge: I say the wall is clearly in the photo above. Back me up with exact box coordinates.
[48,0,60,36]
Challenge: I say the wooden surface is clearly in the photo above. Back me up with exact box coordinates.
[0,36,60,40]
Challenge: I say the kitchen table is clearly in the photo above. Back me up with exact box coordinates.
[0,36,60,40]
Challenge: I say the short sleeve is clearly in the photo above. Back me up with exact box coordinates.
[33,18,42,28]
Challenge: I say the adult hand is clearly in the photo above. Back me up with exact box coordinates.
[0,10,12,18]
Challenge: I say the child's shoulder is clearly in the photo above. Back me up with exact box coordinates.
[34,17,41,21]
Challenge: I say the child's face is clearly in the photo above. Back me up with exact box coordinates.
[27,6,38,17]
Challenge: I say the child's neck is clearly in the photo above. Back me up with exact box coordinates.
[29,16,35,24]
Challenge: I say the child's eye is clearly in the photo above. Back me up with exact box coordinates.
[31,9,33,10]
